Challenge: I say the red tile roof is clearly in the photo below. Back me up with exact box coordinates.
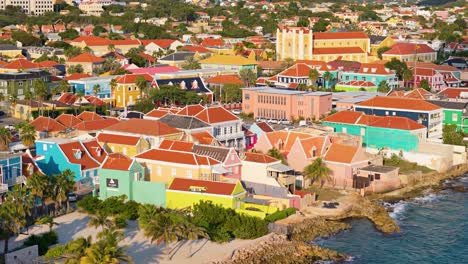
[72,36,111,46]
[384,43,435,55]
[55,114,82,128]
[82,140,107,163]
[104,119,181,136]
[135,148,218,166]
[205,74,243,85]
[191,131,217,145]
[195,106,239,124]
[144,109,171,119]
[58,141,100,170]
[243,152,278,163]
[323,111,364,124]
[357,115,425,130]
[255,122,274,132]
[38,60,60,67]
[158,139,194,152]
[68,53,105,63]
[338,80,377,87]
[168,178,238,196]
[101,153,134,171]
[300,137,328,159]
[438,88,468,99]
[97,133,141,145]
[388,91,405,97]
[3,59,39,69]
[278,63,312,77]
[115,74,153,84]
[176,104,206,116]
[140,39,177,49]
[295,60,337,71]
[409,62,459,72]
[313,47,365,55]
[356,96,440,111]
[63,73,92,81]
[73,118,120,131]
[30,117,65,132]
[84,95,106,106]
[138,52,156,63]
[57,93,77,105]
[201,38,225,47]
[313,32,368,40]
[324,143,358,163]
[357,63,393,75]
[77,111,104,121]
[180,45,212,53]
[404,88,432,100]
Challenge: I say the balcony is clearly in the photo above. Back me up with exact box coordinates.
[0,183,8,194]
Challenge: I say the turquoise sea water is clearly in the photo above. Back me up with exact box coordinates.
[315,175,468,264]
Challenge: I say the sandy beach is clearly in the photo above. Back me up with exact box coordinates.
[0,212,263,264]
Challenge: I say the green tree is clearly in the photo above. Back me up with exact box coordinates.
[92,25,107,36]
[59,29,79,40]
[181,56,201,70]
[303,157,332,188]
[297,17,309,27]
[80,229,133,264]
[267,148,286,164]
[377,81,390,93]
[88,211,113,230]
[64,46,83,59]
[17,122,36,147]
[0,127,11,151]
[67,64,84,74]
[239,69,256,87]
[312,19,330,32]
[402,68,413,89]
[33,79,48,116]
[377,46,392,60]
[37,216,60,233]
[92,84,101,113]
[134,75,148,98]
[12,30,40,46]
[419,79,430,91]
[59,80,71,94]
[27,173,49,215]
[308,68,320,87]
[385,58,408,80]
[442,124,465,146]
[51,170,75,214]
[322,71,334,89]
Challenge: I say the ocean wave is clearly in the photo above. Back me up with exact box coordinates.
[388,201,408,220]
[412,192,446,204]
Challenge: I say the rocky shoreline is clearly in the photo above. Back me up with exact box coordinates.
[214,164,468,264]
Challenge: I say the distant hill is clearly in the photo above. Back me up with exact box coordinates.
[418,0,457,6]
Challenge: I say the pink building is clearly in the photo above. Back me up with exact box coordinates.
[242,87,332,121]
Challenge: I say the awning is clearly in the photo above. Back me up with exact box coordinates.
[268,163,293,172]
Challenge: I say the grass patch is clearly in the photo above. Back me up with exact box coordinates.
[383,154,433,174]
[304,185,344,201]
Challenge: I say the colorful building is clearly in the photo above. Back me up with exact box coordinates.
[322,111,427,151]
[96,133,150,157]
[382,43,436,62]
[354,96,442,139]
[66,53,104,75]
[165,178,246,210]
[0,153,22,195]
[114,74,154,108]
[427,100,468,133]
[99,153,166,206]
[339,63,398,90]
[369,36,395,57]
[69,75,117,101]
[0,70,51,100]
[242,87,332,121]
[69,36,141,56]
[199,54,257,72]
[35,138,107,185]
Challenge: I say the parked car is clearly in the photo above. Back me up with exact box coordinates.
[270,119,279,124]
[280,119,291,125]
[231,109,241,115]
[68,192,79,202]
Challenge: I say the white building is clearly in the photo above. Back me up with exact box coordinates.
[0,0,54,15]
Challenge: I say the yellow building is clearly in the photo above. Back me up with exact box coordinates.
[96,133,150,157]
[370,36,396,56]
[276,26,371,62]
[199,54,258,72]
[113,74,153,108]
[69,36,141,56]
[0,44,22,58]
[382,43,437,62]
[12,100,71,121]
[135,148,227,184]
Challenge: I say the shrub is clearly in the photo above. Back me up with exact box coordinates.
[265,208,297,223]
[77,195,102,214]
[121,200,140,220]
[23,231,59,255]
[44,244,66,259]
[114,215,128,229]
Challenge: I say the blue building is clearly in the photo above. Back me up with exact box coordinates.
[249,122,274,138]
[0,153,22,191]
[340,63,398,90]
[354,96,443,139]
[69,75,117,99]
[35,138,107,185]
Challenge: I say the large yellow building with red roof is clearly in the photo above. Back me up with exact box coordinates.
[275,26,373,62]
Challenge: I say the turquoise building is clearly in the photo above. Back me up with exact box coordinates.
[339,63,398,91]
[0,153,22,188]
[69,75,117,99]
[322,111,427,151]
[99,153,166,206]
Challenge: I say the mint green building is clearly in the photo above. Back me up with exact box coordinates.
[427,100,468,133]
[99,154,166,206]
[322,111,427,151]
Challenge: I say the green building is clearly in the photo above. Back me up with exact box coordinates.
[322,111,427,151]
[427,100,468,133]
[0,70,51,100]
[99,153,166,206]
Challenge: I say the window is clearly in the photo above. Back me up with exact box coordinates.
[42,144,47,151]
[245,93,250,100]
[123,147,127,155]
[375,173,381,180]
[392,112,396,116]
[360,128,365,136]
[342,127,347,133]
[385,111,389,115]
[134,172,140,181]
[157,166,162,176]
[171,168,176,176]
[186,170,192,178]
[452,113,458,122]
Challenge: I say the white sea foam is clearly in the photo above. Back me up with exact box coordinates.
[388,201,408,220]
[412,192,445,204]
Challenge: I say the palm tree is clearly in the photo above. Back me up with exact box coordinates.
[63,236,92,261]
[267,148,286,164]
[52,169,75,214]
[183,223,208,257]
[134,75,147,99]
[0,127,11,151]
[33,79,48,116]
[110,78,117,107]
[323,71,334,90]
[87,211,113,230]
[27,173,49,215]
[80,229,133,264]
[377,81,389,93]
[59,80,71,94]
[402,68,412,89]
[303,157,332,188]
[36,216,59,232]
[92,84,101,113]
[107,44,115,52]
[308,68,320,88]
[18,123,36,147]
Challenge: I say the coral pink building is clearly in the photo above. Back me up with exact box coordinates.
[242,87,332,121]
